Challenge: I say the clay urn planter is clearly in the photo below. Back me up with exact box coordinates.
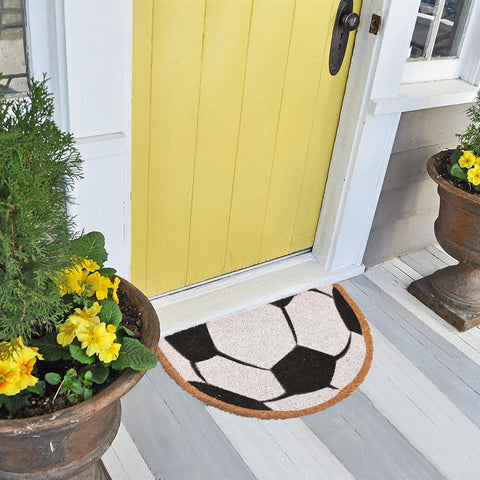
[408,152,480,331]
[0,277,160,479]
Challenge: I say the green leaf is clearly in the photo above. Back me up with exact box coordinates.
[45,372,62,385]
[2,393,31,414]
[118,325,136,337]
[110,352,130,370]
[30,334,71,362]
[450,148,463,165]
[69,231,108,267]
[69,344,95,364]
[83,370,92,381]
[98,267,117,276]
[27,380,46,396]
[112,337,157,371]
[84,388,93,400]
[80,364,110,384]
[99,300,122,328]
[474,184,480,192]
[70,380,84,395]
[450,163,468,180]
[68,393,78,404]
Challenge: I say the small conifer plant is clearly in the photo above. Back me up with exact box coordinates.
[0,79,156,417]
[0,78,82,342]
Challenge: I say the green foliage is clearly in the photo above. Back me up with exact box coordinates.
[69,343,95,364]
[111,337,158,371]
[45,372,62,385]
[80,364,109,384]
[450,148,462,166]
[99,300,122,328]
[0,77,82,343]
[68,231,108,268]
[98,267,117,276]
[45,367,107,405]
[449,161,468,180]
[457,91,480,156]
[30,333,71,361]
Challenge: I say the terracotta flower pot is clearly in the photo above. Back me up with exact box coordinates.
[408,152,480,331]
[0,278,160,479]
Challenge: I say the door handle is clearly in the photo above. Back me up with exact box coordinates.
[329,0,360,76]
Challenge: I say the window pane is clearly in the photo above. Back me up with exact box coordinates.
[0,0,28,94]
[408,0,471,61]
[409,1,438,59]
[432,0,469,58]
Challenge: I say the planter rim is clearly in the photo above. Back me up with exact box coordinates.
[0,276,160,434]
[427,152,480,205]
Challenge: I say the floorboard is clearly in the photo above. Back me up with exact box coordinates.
[207,408,355,480]
[304,391,446,480]
[121,366,257,480]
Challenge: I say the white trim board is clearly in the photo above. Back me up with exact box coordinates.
[153,253,364,335]
[370,79,478,115]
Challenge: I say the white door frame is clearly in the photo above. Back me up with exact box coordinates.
[25,0,480,334]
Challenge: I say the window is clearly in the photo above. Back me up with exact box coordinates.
[402,0,480,84]
[408,0,471,60]
[0,0,28,94]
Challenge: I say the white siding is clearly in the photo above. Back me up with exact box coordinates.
[363,103,472,266]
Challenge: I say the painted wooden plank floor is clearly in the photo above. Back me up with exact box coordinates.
[120,246,480,480]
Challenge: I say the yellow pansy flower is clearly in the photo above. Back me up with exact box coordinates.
[86,272,113,301]
[12,346,42,391]
[468,165,480,186]
[112,276,120,304]
[57,319,80,346]
[58,264,89,296]
[57,258,100,296]
[0,360,21,396]
[57,303,102,346]
[77,322,116,357]
[459,150,477,169]
[78,258,100,273]
[98,342,121,363]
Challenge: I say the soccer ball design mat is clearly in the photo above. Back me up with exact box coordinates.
[157,284,373,419]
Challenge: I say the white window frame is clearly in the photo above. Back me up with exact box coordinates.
[402,0,480,84]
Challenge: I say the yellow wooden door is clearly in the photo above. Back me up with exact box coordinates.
[132,0,360,296]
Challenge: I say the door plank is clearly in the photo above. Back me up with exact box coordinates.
[259,0,335,262]
[131,0,154,293]
[292,0,361,251]
[224,0,297,273]
[187,0,254,286]
[146,0,206,294]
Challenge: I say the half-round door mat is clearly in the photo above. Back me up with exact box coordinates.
[157,283,373,419]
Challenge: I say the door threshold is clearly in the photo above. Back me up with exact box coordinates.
[152,253,365,336]
[149,249,312,301]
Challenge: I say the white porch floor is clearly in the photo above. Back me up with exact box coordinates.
[107,246,480,480]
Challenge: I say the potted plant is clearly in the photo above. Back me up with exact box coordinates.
[0,78,160,478]
[408,90,480,331]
